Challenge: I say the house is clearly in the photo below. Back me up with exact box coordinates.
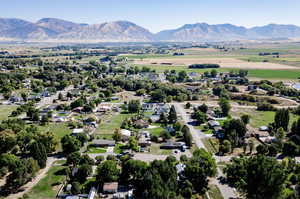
[120,129,131,140]
[208,120,220,128]
[9,96,23,103]
[71,128,84,136]
[138,137,151,147]
[111,96,119,101]
[247,85,258,91]
[259,126,269,131]
[134,119,149,129]
[53,116,66,122]
[149,115,160,123]
[91,139,115,147]
[103,182,118,194]
[98,105,111,112]
[166,126,175,133]
[213,126,224,138]
[160,141,186,150]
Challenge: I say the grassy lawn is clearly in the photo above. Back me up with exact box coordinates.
[96,113,134,135]
[207,184,224,199]
[146,125,164,137]
[0,105,17,121]
[39,123,71,139]
[87,146,107,153]
[26,165,66,199]
[248,111,298,129]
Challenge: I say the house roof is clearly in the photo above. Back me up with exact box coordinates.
[92,139,115,146]
[208,120,220,127]
[103,182,118,191]
[120,129,131,137]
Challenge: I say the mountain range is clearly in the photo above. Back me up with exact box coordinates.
[0,18,300,42]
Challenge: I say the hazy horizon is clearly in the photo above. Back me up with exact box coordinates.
[1,0,299,33]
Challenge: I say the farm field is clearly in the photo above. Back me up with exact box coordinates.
[133,57,298,70]
[136,64,300,80]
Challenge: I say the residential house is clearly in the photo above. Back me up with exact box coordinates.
[208,120,220,128]
[160,141,186,150]
[120,129,131,141]
[103,182,118,194]
[91,139,116,147]
[134,119,149,129]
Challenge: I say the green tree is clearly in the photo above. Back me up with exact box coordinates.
[112,128,122,142]
[241,114,250,125]
[97,160,120,183]
[128,100,141,113]
[30,141,47,168]
[224,155,288,199]
[61,135,80,155]
[274,109,290,131]
[128,136,139,152]
[219,98,231,116]
[168,105,177,124]
[71,181,81,194]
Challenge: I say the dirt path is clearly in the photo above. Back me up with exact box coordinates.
[6,156,62,199]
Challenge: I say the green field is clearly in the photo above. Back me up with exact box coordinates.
[232,109,299,129]
[39,123,71,139]
[249,111,299,128]
[0,105,17,121]
[136,64,300,80]
[96,113,134,135]
[247,69,300,80]
[26,165,66,199]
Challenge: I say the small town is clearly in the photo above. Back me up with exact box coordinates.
[0,1,300,199]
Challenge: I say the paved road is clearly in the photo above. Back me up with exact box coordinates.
[172,103,238,199]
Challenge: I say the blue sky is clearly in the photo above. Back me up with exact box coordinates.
[1,0,299,32]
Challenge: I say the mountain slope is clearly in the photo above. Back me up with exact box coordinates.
[0,18,56,40]
[155,23,248,41]
[0,17,300,42]
[56,21,154,41]
[36,18,87,34]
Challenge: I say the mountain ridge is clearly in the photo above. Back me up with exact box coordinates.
[0,17,299,42]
